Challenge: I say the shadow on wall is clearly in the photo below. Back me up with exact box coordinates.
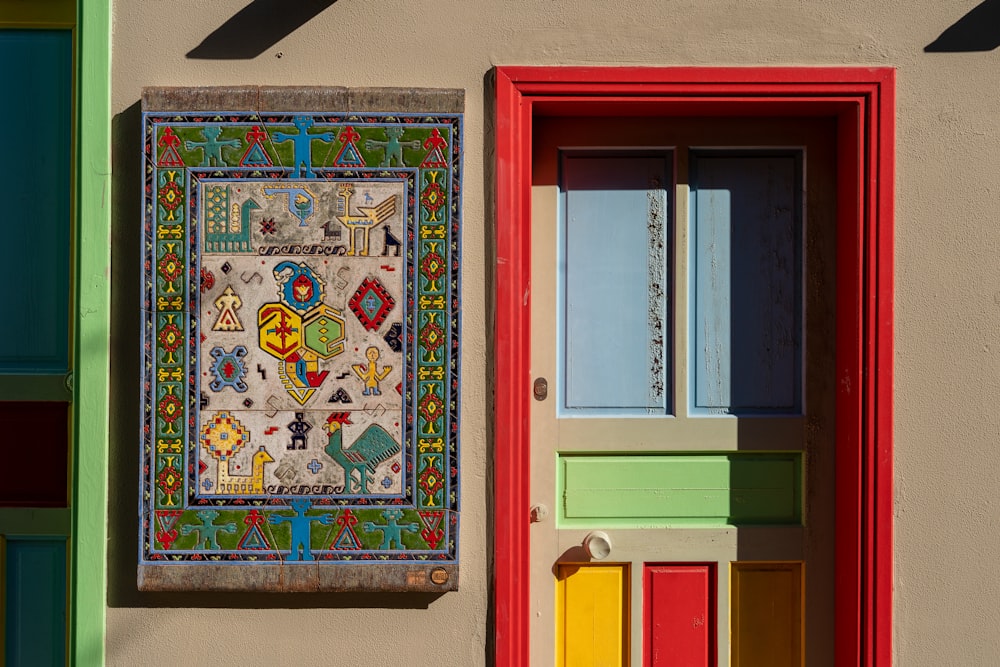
[481,68,498,665]
[186,0,338,59]
[108,101,440,610]
[925,0,1000,52]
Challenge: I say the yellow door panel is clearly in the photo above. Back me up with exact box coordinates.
[557,564,629,667]
[731,561,804,667]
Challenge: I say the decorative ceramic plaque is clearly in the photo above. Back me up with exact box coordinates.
[139,89,461,591]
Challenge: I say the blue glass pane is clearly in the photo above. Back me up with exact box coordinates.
[691,153,802,414]
[559,154,670,415]
[0,30,72,374]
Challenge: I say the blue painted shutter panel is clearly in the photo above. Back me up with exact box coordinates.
[0,30,72,373]
[560,154,670,414]
[691,153,802,414]
[0,29,74,666]
[4,538,68,666]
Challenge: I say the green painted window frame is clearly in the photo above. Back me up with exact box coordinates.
[72,0,111,664]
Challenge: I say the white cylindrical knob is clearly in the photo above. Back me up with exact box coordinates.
[583,531,612,560]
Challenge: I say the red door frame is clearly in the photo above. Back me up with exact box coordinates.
[492,66,894,666]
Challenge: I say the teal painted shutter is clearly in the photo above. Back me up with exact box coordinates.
[4,538,68,664]
[0,30,72,374]
[0,28,73,667]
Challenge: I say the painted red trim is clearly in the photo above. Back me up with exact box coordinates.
[492,66,894,666]
[498,65,893,86]
[493,67,532,667]
[834,105,864,665]
[872,72,896,667]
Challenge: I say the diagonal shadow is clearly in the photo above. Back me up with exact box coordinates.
[925,0,1000,52]
[187,0,338,60]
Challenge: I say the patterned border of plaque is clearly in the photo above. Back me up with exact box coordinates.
[139,87,461,591]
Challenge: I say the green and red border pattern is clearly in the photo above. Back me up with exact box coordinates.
[140,112,461,566]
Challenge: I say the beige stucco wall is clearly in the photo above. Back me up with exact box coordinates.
[107,1,1000,664]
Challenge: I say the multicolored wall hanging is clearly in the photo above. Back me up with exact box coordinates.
[139,87,462,591]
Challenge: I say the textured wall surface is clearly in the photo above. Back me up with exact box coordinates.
[108,1,1000,664]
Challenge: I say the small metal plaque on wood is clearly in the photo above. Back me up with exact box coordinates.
[139,87,461,591]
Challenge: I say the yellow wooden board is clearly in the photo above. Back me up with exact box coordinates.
[556,563,629,666]
[731,561,803,667]
[0,0,74,27]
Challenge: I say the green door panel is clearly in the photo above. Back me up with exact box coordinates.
[559,453,802,526]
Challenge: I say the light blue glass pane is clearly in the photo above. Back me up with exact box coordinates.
[0,30,72,374]
[560,154,669,414]
[691,153,802,414]
[5,538,68,666]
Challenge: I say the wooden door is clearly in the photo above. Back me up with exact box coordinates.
[529,116,838,665]
[0,3,76,663]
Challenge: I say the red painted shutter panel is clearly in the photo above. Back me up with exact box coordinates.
[644,564,715,666]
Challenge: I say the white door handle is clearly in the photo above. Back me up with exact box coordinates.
[583,531,612,560]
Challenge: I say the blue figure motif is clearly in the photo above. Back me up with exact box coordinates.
[180,510,237,550]
[364,127,421,168]
[273,116,334,178]
[268,499,335,561]
[363,509,419,550]
[184,126,241,167]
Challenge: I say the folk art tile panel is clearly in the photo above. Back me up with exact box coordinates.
[140,98,461,591]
